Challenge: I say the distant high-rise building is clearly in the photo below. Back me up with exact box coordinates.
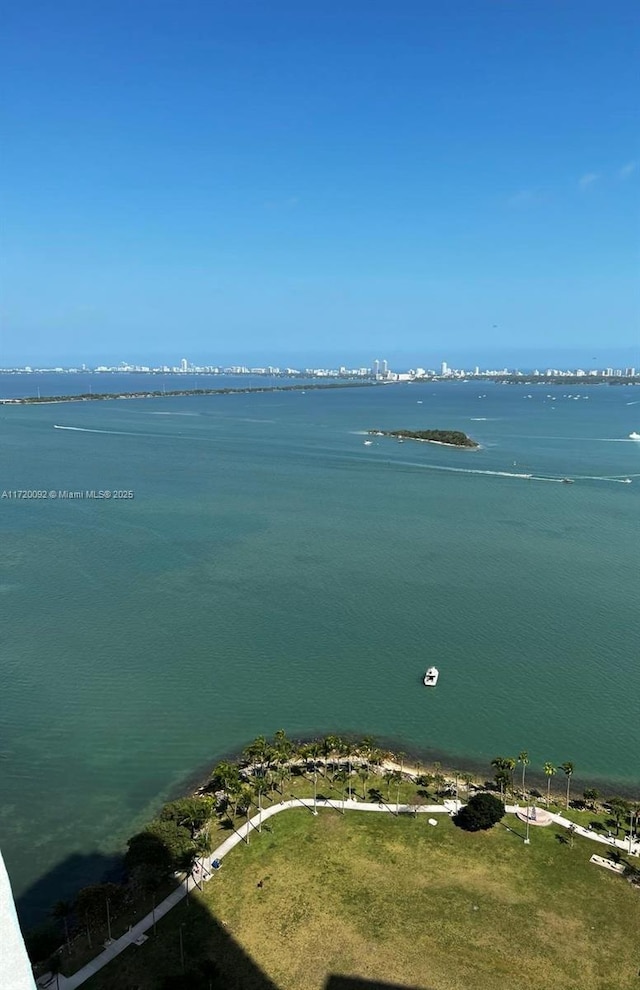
[441,361,448,376]
[180,358,188,373]
[373,359,380,377]
[382,359,388,375]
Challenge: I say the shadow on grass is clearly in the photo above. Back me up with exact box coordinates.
[326,979,432,989]
[16,841,432,990]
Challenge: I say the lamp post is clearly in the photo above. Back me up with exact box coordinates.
[524,793,531,845]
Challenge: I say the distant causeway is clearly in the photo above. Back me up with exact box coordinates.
[0,380,380,405]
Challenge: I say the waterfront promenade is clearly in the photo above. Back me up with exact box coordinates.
[37,797,640,990]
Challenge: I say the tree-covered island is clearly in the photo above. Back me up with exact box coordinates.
[368,428,479,448]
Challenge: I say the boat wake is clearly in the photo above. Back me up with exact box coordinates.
[377,459,637,485]
[54,425,136,435]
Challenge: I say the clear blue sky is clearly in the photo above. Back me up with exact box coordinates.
[1,0,638,368]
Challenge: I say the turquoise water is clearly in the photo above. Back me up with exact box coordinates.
[1,380,639,921]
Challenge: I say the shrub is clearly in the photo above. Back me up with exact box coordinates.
[454,793,505,832]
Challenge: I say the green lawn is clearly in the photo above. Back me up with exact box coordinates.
[84,807,640,990]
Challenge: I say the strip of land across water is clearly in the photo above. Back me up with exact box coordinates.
[0,381,380,405]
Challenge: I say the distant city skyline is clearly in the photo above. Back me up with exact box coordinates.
[2,352,637,379]
[2,2,638,365]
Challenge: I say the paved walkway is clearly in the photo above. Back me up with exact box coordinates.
[37,797,638,989]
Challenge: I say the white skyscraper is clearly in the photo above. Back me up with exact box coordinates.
[441,361,448,376]
[180,358,188,373]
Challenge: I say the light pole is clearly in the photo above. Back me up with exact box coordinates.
[524,793,531,845]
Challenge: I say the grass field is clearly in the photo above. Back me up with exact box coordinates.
[84,805,640,990]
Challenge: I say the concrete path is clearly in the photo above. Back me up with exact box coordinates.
[37,796,638,989]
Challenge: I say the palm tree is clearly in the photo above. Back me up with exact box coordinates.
[392,769,403,811]
[383,769,395,801]
[491,757,511,798]
[252,778,270,832]
[559,762,575,809]
[231,785,254,843]
[462,773,474,800]
[505,757,516,794]
[51,900,73,954]
[179,849,200,895]
[332,768,349,805]
[194,828,214,869]
[517,751,529,798]
[342,739,356,796]
[273,728,293,766]
[543,763,556,806]
[321,735,339,777]
[608,798,631,835]
[357,765,369,800]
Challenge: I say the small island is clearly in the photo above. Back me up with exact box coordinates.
[368,428,479,448]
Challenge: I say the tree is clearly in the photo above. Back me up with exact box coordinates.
[454,793,505,832]
[462,773,474,799]
[357,765,369,799]
[126,820,192,880]
[76,883,125,946]
[608,797,631,835]
[583,787,599,810]
[517,751,529,798]
[194,827,214,866]
[342,739,356,795]
[178,848,200,897]
[383,769,395,801]
[491,757,512,798]
[209,761,241,794]
[51,900,73,954]
[237,785,254,842]
[559,762,575,809]
[543,763,556,806]
[160,797,214,838]
[505,757,516,793]
[273,728,293,764]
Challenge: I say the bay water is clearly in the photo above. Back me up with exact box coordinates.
[1,377,638,922]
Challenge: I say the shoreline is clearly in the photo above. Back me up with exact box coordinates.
[181,735,640,806]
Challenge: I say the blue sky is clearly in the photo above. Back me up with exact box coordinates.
[1,0,638,368]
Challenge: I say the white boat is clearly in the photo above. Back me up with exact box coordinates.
[363,439,373,446]
[423,666,439,687]
[629,432,640,440]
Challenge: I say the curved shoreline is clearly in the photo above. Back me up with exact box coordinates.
[180,737,640,804]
